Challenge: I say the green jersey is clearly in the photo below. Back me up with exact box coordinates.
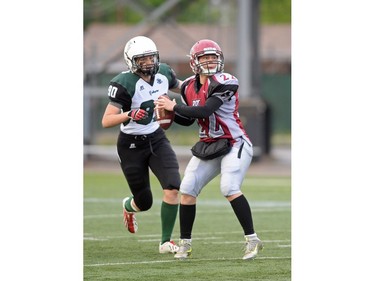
[107,63,179,135]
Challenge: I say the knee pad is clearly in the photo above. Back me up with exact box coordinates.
[134,188,153,211]
[220,181,241,197]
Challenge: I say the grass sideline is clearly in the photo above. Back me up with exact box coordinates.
[84,172,291,281]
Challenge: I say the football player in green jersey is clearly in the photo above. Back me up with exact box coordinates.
[102,36,182,254]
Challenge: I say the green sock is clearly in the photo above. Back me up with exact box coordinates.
[160,201,178,244]
[125,196,137,212]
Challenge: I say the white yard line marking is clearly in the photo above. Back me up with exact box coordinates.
[84,233,290,245]
[139,237,223,242]
[84,256,291,267]
[84,198,291,208]
[84,207,290,219]
[209,239,290,244]
[84,214,119,219]
[84,237,108,241]
[84,230,291,241]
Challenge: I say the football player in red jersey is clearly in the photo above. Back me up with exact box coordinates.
[155,39,263,260]
[101,36,182,254]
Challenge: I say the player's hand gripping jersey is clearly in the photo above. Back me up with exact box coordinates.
[107,63,179,135]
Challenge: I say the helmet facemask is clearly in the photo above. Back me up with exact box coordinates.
[193,52,224,75]
[131,52,160,75]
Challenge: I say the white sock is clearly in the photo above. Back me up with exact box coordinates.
[246,233,257,239]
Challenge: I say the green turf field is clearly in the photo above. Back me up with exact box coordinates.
[84,172,291,281]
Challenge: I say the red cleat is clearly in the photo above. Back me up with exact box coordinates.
[122,197,138,233]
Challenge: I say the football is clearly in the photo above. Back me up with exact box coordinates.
[155,96,175,130]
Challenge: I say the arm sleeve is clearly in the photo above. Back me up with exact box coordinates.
[174,112,195,126]
[173,96,223,118]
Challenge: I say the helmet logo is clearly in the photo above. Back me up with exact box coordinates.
[124,40,134,53]
[203,47,216,51]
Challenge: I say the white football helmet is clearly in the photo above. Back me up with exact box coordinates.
[124,36,160,75]
[189,39,224,75]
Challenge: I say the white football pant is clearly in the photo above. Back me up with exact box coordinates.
[180,137,253,197]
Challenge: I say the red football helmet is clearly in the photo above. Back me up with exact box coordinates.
[189,39,224,75]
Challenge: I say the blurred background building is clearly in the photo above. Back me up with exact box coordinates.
[84,0,291,164]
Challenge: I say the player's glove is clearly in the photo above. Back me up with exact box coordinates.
[127,109,148,121]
